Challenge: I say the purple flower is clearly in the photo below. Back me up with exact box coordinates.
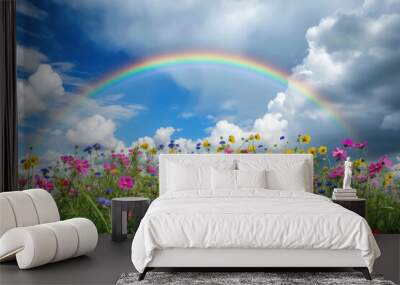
[105,188,113,194]
[93,143,101,150]
[83,146,92,154]
[97,197,111,207]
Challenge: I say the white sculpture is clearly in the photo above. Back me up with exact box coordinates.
[343,157,353,190]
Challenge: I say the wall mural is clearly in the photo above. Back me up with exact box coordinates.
[17,0,400,233]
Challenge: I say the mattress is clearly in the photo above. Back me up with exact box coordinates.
[131,190,380,273]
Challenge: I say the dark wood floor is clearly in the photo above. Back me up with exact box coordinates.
[0,234,134,285]
[1,234,398,285]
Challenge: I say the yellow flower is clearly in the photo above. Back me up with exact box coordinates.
[353,159,367,168]
[299,149,305,154]
[228,135,236,144]
[22,160,32,170]
[254,133,261,141]
[29,155,39,167]
[217,146,224,153]
[299,134,311,144]
[202,139,210,148]
[149,148,157,155]
[248,134,254,141]
[318,146,328,155]
[140,142,149,150]
[248,145,256,153]
[384,172,394,184]
[307,147,317,157]
[285,149,295,154]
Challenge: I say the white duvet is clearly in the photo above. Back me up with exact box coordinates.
[131,190,380,273]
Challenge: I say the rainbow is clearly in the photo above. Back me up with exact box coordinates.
[78,51,354,136]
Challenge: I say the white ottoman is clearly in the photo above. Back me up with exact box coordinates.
[0,189,98,269]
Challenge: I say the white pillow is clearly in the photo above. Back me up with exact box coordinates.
[266,167,306,191]
[212,168,236,191]
[237,159,308,191]
[167,162,212,191]
[236,169,267,189]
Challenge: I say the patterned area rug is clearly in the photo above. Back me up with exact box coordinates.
[116,272,395,285]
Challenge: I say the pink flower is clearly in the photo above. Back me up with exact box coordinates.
[355,174,368,183]
[368,155,393,178]
[332,148,347,160]
[118,176,134,190]
[112,153,130,168]
[35,175,54,192]
[353,141,367,149]
[378,155,393,169]
[368,162,384,178]
[68,188,78,198]
[103,162,117,172]
[73,159,90,175]
[224,147,234,154]
[146,165,157,176]
[370,178,380,189]
[60,155,74,164]
[328,166,344,179]
[342,138,353,148]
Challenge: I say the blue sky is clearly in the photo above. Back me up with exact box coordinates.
[16,0,400,162]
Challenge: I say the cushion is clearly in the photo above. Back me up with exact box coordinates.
[167,162,212,191]
[238,159,308,191]
[236,169,267,189]
[212,168,236,190]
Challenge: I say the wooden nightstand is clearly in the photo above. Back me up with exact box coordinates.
[332,198,366,218]
[111,197,150,242]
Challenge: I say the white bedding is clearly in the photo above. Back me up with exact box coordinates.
[131,190,380,273]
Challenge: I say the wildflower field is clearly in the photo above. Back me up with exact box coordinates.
[19,135,400,234]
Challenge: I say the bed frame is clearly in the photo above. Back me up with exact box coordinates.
[139,154,371,280]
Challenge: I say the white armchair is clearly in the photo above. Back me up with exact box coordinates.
[0,189,98,269]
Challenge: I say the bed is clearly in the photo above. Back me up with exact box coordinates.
[131,154,380,280]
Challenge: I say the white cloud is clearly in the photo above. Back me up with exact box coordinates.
[29,64,64,98]
[18,64,64,120]
[17,79,45,117]
[253,113,288,142]
[132,107,288,153]
[59,0,361,64]
[17,45,48,73]
[77,99,147,121]
[17,0,48,20]
[179,112,195,119]
[66,114,124,149]
[153,127,176,146]
[381,112,400,130]
[42,150,62,164]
